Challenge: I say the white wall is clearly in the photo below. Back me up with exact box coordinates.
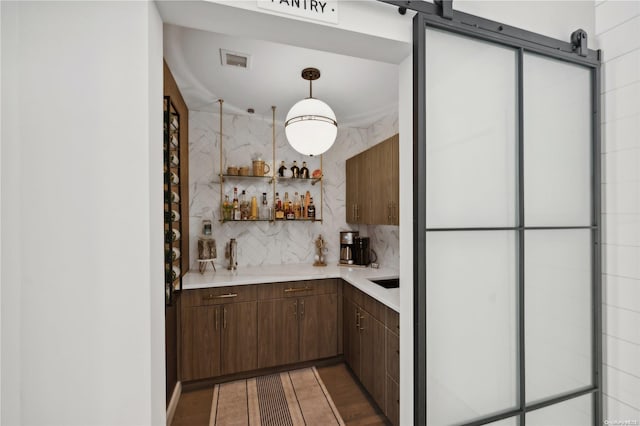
[0,2,165,425]
[596,1,640,422]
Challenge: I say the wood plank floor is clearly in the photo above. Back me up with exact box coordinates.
[171,363,388,426]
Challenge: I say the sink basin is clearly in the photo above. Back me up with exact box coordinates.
[371,278,399,289]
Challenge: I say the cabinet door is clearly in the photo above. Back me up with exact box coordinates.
[386,375,400,426]
[257,298,299,368]
[359,310,386,411]
[181,306,220,381]
[300,294,338,362]
[221,301,258,375]
[369,140,394,225]
[356,150,372,224]
[343,298,361,377]
[346,156,359,223]
[390,134,399,225]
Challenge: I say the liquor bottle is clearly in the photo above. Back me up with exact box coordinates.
[300,161,309,179]
[232,187,240,221]
[293,192,301,219]
[240,190,249,220]
[304,191,311,218]
[284,192,294,220]
[307,197,316,220]
[250,196,258,220]
[275,193,284,220]
[291,161,300,178]
[278,161,287,177]
[222,195,232,221]
[283,192,290,214]
[260,192,270,220]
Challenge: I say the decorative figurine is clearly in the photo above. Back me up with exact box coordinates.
[313,234,327,267]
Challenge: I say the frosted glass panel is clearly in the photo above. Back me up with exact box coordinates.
[524,53,592,226]
[525,230,592,402]
[425,28,517,228]
[427,231,518,425]
[527,394,593,425]
[488,417,520,426]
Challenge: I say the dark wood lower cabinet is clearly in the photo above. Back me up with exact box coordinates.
[181,306,221,381]
[343,298,361,377]
[181,279,339,383]
[359,312,386,411]
[300,293,338,362]
[343,281,400,426]
[257,298,299,368]
[386,375,400,426]
[221,301,257,375]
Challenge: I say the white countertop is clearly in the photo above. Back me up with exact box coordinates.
[182,263,400,312]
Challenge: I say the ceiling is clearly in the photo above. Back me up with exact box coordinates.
[163,24,399,128]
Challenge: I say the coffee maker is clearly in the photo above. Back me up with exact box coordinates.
[339,231,358,265]
[353,236,371,266]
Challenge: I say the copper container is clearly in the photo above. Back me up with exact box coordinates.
[252,160,271,176]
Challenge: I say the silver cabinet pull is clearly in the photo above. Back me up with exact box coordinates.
[293,300,297,318]
[301,300,305,317]
[203,292,237,301]
[284,287,311,293]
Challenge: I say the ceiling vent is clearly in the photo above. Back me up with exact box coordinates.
[220,49,251,69]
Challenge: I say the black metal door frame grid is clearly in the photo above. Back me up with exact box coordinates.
[378,1,602,425]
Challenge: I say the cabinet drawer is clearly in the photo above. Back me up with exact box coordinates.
[182,285,257,307]
[386,329,399,383]
[258,279,337,300]
[362,292,386,324]
[342,281,364,306]
[385,307,400,336]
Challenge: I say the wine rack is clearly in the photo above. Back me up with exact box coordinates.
[164,96,183,305]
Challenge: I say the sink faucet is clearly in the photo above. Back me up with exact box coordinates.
[226,238,238,271]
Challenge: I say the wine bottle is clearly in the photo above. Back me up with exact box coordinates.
[291,161,300,178]
[300,161,309,179]
[278,161,287,177]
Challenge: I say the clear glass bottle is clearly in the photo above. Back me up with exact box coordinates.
[222,195,231,221]
[240,190,249,220]
[260,192,269,220]
[232,187,240,221]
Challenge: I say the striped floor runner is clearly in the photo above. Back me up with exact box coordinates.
[209,367,345,426]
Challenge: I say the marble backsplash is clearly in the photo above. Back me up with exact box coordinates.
[188,109,399,270]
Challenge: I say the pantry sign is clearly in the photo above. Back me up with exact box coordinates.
[257,0,338,24]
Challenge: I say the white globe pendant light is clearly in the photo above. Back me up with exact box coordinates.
[285,68,337,156]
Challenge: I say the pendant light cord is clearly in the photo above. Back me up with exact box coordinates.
[309,79,313,98]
